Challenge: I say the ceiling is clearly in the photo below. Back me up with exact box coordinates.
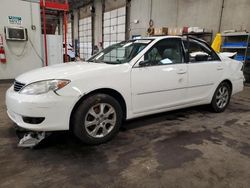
[67,0,93,10]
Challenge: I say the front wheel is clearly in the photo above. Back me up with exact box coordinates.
[72,94,123,145]
[210,82,231,113]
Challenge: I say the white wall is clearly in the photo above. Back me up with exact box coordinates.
[129,0,250,38]
[129,0,222,37]
[0,0,43,80]
[129,0,152,37]
[220,0,250,31]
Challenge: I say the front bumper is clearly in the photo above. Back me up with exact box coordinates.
[6,86,78,131]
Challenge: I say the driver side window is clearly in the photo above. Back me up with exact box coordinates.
[144,39,184,66]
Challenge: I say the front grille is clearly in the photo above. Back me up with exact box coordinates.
[14,81,25,92]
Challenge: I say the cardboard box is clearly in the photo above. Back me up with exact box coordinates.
[168,27,183,36]
[188,27,204,33]
[154,27,168,35]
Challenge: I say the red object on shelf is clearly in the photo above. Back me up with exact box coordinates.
[183,27,189,34]
[40,0,69,66]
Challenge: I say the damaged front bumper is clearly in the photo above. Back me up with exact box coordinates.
[5,86,77,132]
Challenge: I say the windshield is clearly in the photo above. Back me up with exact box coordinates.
[88,39,152,64]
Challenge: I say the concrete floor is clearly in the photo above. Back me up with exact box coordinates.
[0,83,250,188]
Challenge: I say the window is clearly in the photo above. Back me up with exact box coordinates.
[88,40,150,64]
[63,22,72,45]
[103,7,126,48]
[144,39,184,66]
[79,17,92,60]
[67,23,72,45]
[183,40,220,62]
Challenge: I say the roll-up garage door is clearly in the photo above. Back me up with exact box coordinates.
[79,17,92,60]
[63,22,72,45]
[103,7,126,49]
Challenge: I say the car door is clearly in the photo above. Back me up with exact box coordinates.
[184,39,223,103]
[131,38,188,114]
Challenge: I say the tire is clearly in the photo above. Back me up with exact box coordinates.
[72,94,123,145]
[210,82,231,113]
[244,74,250,83]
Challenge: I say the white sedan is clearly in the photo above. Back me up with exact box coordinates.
[6,36,244,145]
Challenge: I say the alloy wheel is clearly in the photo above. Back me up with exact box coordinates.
[216,86,229,109]
[84,103,117,138]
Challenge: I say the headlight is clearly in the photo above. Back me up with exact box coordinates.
[20,79,70,95]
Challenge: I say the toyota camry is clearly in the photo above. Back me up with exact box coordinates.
[6,36,244,145]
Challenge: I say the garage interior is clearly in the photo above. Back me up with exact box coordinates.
[0,0,250,187]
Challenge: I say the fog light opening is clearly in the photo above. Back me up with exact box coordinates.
[22,116,45,124]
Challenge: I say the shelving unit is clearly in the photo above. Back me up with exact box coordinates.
[221,33,250,82]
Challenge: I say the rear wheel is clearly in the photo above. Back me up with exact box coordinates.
[72,94,123,145]
[244,74,250,83]
[211,82,231,113]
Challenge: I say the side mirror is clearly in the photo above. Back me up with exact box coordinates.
[139,59,151,67]
[195,54,209,62]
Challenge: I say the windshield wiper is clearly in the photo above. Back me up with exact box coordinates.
[104,61,119,64]
[116,59,122,64]
[104,59,123,64]
[88,59,102,63]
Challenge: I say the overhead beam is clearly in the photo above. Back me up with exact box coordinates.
[69,0,93,10]
[40,1,69,11]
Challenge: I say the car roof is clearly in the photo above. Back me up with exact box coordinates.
[137,36,183,40]
[140,35,209,45]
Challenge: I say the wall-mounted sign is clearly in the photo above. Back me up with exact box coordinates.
[8,16,22,25]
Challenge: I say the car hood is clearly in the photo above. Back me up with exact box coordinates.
[16,62,124,84]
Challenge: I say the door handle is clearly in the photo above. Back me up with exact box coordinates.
[217,66,223,70]
[177,69,186,74]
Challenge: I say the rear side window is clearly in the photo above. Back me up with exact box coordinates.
[183,40,220,62]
